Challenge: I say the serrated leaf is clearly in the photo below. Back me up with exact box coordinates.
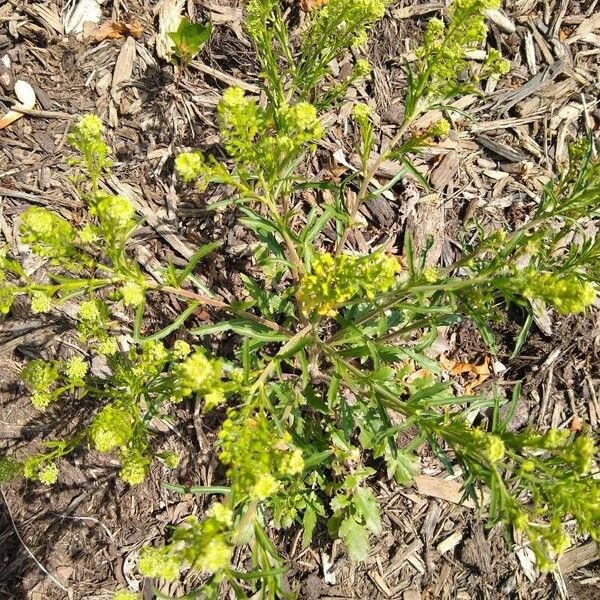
[353,487,381,534]
[386,450,420,485]
[330,494,351,512]
[339,518,370,562]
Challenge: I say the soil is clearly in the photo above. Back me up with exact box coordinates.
[1,1,599,599]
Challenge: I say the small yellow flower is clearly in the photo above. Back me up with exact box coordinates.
[121,281,145,307]
[173,340,192,359]
[200,537,231,572]
[286,449,304,475]
[30,291,52,314]
[38,462,59,485]
[208,502,234,527]
[66,356,88,381]
[252,473,280,500]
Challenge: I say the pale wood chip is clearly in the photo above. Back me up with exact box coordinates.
[485,8,516,34]
[392,3,445,19]
[558,541,600,574]
[29,4,64,34]
[189,61,261,94]
[414,475,488,509]
[111,37,137,102]
[566,11,600,45]
[437,530,464,555]
[155,0,185,61]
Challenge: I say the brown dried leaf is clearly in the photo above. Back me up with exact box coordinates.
[300,0,329,11]
[89,19,143,42]
[440,355,491,395]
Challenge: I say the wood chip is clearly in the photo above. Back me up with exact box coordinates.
[437,530,464,555]
[414,475,488,509]
[111,37,137,101]
[155,0,185,61]
[558,541,599,574]
[485,9,516,34]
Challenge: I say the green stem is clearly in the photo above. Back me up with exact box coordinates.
[335,119,413,256]
[153,284,293,337]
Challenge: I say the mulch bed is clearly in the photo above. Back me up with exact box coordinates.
[1,0,599,598]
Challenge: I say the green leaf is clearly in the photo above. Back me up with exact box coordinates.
[386,450,419,485]
[168,18,212,64]
[339,518,370,562]
[353,487,381,534]
[175,241,221,285]
[135,301,199,342]
[191,318,287,342]
[164,483,231,495]
[302,506,317,549]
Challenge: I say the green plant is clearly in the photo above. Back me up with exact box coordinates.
[169,17,213,71]
[1,1,598,599]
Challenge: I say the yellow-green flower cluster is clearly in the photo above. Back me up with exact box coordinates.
[138,546,181,581]
[413,0,505,109]
[175,349,227,409]
[519,430,597,476]
[119,448,151,485]
[89,401,153,486]
[177,89,322,187]
[21,359,59,410]
[516,272,596,314]
[21,354,90,410]
[37,462,59,485]
[20,207,76,260]
[218,86,261,161]
[159,451,180,469]
[563,435,596,475]
[308,0,387,48]
[121,281,146,307]
[30,291,53,314]
[174,151,232,191]
[90,404,135,453]
[0,284,15,314]
[66,114,112,182]
[498,428,600,570]
[92,194,136,241]
[353,59,372,79]
[298,251,400,317]
[76,298,121,355]
[513,516,573,571]
[113,591,140,600]
[129,340,170,378]
[427,118,451,138]
[219,409,304,501]
[469,429,505,463]
[244,0,278,33]
[66,355,88,382]
[23,459,59,485]
[139,504,234,581]
[481,47,511,77]
[352,103,371,125]
[0,248,19,314]
[217,87,322,176]
[176,512,233,572]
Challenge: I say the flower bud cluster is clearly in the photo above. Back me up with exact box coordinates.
[515,271,596,314]
[414,0,506,108]
[139,503,234,581]
[218,409,305,501]
[297,251,399,317]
